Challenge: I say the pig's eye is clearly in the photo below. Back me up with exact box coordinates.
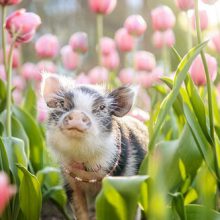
[99,104,106,111]
[56,100,64,108]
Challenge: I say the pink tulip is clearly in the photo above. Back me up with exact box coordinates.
[211,33,220,53]
[89,0,117,15]
[21,62,38,80]
[136,71,160,88]
[69,32,88,54]
[202,0,218,4]
[75,73,91,84]
[100,37,116,56]
[191,10,209,31]
[0,47,20,69]
[119,68,135,84]
[124,14,147,36]
[60,45,79,70]
[151,6,176,31]
[37,61,56,81]
[88,66,108,84]
[6,9,41,43]
[0,0,21,5]
[12,75,25,90]
[37,98,47,123]
[0,65,6,81]
[189,54,217,86]
[101,51,119,70]
[175,0,194,11]
[134,51,156,72]
[115,28,134,52]
[128,108,149,122]
[152,29,175,48]
[0,172,16,216]
[35,34,59,58]
[151,66,163,82]
[12,89,23,105]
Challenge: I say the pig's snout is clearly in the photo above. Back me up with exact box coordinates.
[62,111,91,132]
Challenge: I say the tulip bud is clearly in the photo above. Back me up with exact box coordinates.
[115,28,134,52]
[119,68,135,84]
[35,34,59,58]
[60,45,79,70]
[88,66,108,84]
[211,33,220,53]
[12,89,23,105]
[0,47,20,69]
[69,32,88,54]
[21,62,38,80]
[12,75,25,90]
[6,9,41,44]
[100,37,116,56]
[175,0,194,11]
[124,14,147,36]
[189,54,217,86]
[0,65,6,81]
[0,172,16,215]
[0,0,21,6]
[37,61,57,81]
[134,51,156,72]
[152,29,175,48]
[101,51,119,70]
[75,73,91,84]
[88,0,117,15]
[151,6,176,31]
[191,10,209,31]
[37,98,47,123]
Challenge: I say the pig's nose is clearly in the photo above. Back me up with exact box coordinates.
[63,111,91,131]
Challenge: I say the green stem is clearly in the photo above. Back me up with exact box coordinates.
[195,0,220,181]
[1,6,7,72]
[6,42,15,137]
[96,14,103,65]
[162,45,169,74]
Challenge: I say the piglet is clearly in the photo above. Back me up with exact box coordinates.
[41,74,148,220]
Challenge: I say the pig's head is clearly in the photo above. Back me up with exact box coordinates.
[41,74,135,162]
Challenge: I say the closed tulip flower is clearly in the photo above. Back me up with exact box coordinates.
[75,73,91,84]
[189,54,217,86]
[152,29,175,48]
[88,66,108,84]
[37,61,57,81]
[35,34,59,58]
[0,172,16,215]
[0,0,21,6]
[12,75,25,91]
[119,68,135,84]
[115,28,134,52]
[101,51,119,70]
[6,9,41,43]
[152,31,164,49]
[69,32,88,54]
[100,37,116,56]
[176,0,194,11]
[21,62,38,80]
[202,0,218,4]
[0,47,20,68]
[151,6,176,31]
[136,71,154,88]
[37,98,47,123]
[0,65,6,81]
[124,14,147,36]
[60,45,79,70]
[212,33,220,53]
[89,0,117,15]
[191,10,209,31]
[134,51,156,72]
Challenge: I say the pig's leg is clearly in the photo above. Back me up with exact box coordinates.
[71,182,89,220]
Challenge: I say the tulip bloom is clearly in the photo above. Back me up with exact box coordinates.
[6,9,41,43]
[37,61,57,80]
[88,66,108,84]
[175,0,194,11]
[202,0,218,4]
[191,10,209,31]
[37,98,47,123]
[100,37,116,56]
[88,0,117,15]
[75,73,91,84]
[189,54,217,86]
[151,6,176,31]
[152,30,175,48]
[0,172,16,216]
[101,51,119,70]
[134,51,156,72]
[0,47,20,68]
[35,34,59,58]
[115,28,134,52]
[0,0,21,5]
[69,32,88,54]
[60,45,79,70]
[0,65,6,81]
[124,14,147,36]
[12,75,25,91]
[21,62,38,80]
[119,68,135,84]
[212,33,220,53]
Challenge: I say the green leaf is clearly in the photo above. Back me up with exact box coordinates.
[96,176,149,220]
[13,106,45,171]
[184,188,198,205]
[23,85,37,118]
[179,159,186,181]
[148,41,208,150]
[170,192,186,220]
[17,164,42,220]
[0,79,6,113]
[0,137,10,174]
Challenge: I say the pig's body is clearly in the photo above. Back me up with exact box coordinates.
[41,74,148,220]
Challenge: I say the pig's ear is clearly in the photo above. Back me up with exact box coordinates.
[41,73,62,107]
[108,86,135,117]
